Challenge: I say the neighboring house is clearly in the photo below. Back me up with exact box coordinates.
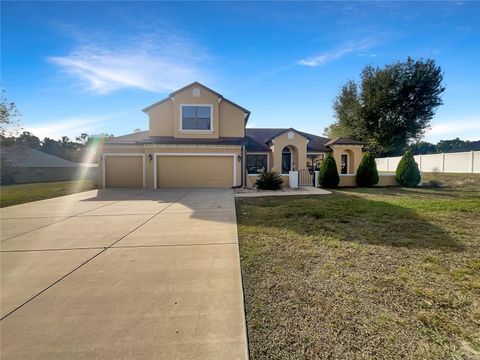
[98,82,365,189]
[1,146,97,184]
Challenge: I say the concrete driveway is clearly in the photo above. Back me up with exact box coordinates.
[1,189,248,360]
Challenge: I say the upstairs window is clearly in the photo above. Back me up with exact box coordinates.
[181,105,212,130]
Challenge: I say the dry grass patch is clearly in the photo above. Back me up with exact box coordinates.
[237,186,480,359]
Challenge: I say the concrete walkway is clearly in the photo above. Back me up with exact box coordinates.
[1,189,248,359]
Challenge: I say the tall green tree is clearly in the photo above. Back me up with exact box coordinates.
[325,57,445,155]
[324,81,361,139]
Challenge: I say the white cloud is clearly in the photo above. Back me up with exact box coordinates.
[24,115,114,140]
[298,39,377,67]
[424,118,480,142]
[47,32,210,94]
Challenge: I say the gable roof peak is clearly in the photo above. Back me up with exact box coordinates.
[142,81,250,119]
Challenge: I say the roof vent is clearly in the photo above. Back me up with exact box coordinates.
[288,131,294,140]
[192,87,201,97]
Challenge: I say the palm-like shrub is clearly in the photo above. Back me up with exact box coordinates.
[356,152,379,187]
[255,170,283,190]
[318,153,340,188]
[396,149,421,187]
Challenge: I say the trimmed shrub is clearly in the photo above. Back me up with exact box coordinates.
[396,149,421,187]
[355,152,379,187]
[255,170,283,190]
[318,153,340,188]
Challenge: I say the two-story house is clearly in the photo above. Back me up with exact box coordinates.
[98,82,365,189]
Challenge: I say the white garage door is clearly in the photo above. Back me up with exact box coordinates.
[104,155,144,188]
[157,155,234,188]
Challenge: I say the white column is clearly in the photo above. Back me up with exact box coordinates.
[471,151,475,174]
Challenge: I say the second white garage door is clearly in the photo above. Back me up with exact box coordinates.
[157,155,234,188]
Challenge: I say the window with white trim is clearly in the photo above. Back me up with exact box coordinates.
[181,105,211,130]
[247,154,268,174]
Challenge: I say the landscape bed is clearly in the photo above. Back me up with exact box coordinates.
[0,180,97,207]
[236,174,480,359]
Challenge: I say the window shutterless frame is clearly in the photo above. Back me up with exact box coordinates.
[179,104,213,131]
[246,153,269,175]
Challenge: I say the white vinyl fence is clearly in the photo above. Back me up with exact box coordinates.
[376,151,480,173]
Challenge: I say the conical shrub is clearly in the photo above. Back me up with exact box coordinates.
[318,153,340,188]
[356,152,379,187]
[396,149,421,187]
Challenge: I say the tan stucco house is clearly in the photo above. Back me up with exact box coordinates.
[98,82,366,189]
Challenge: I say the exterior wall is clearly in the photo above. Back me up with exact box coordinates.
[377,174,398,186]
[219,101,245,138]
[148,100,174,137]
[338,174,398,187]
[8,167,96,184]
[99,144,242,189]
[376,151,480,174]
[246,175,258,188]
[146,85,245,140]
[338,175,357,187]
[330,145,364,175]
[270,130,308,174]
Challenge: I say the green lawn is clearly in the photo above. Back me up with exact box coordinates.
[237,175,480,359]
[0,180,97,207]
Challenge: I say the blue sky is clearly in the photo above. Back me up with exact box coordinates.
[2,1,479,143]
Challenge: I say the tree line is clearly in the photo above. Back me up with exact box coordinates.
[1,131,112,163]
[1,90,112,163]
[409,138,480,155]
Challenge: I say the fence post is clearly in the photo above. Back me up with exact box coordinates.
[419,155,422,172]
[386,157,389,172]
[471,151,475,174]
[441,153,445,173]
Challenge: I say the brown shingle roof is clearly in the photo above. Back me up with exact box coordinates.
[104,132,245,146]
[325,137,365,146]
[245,128,331,152]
